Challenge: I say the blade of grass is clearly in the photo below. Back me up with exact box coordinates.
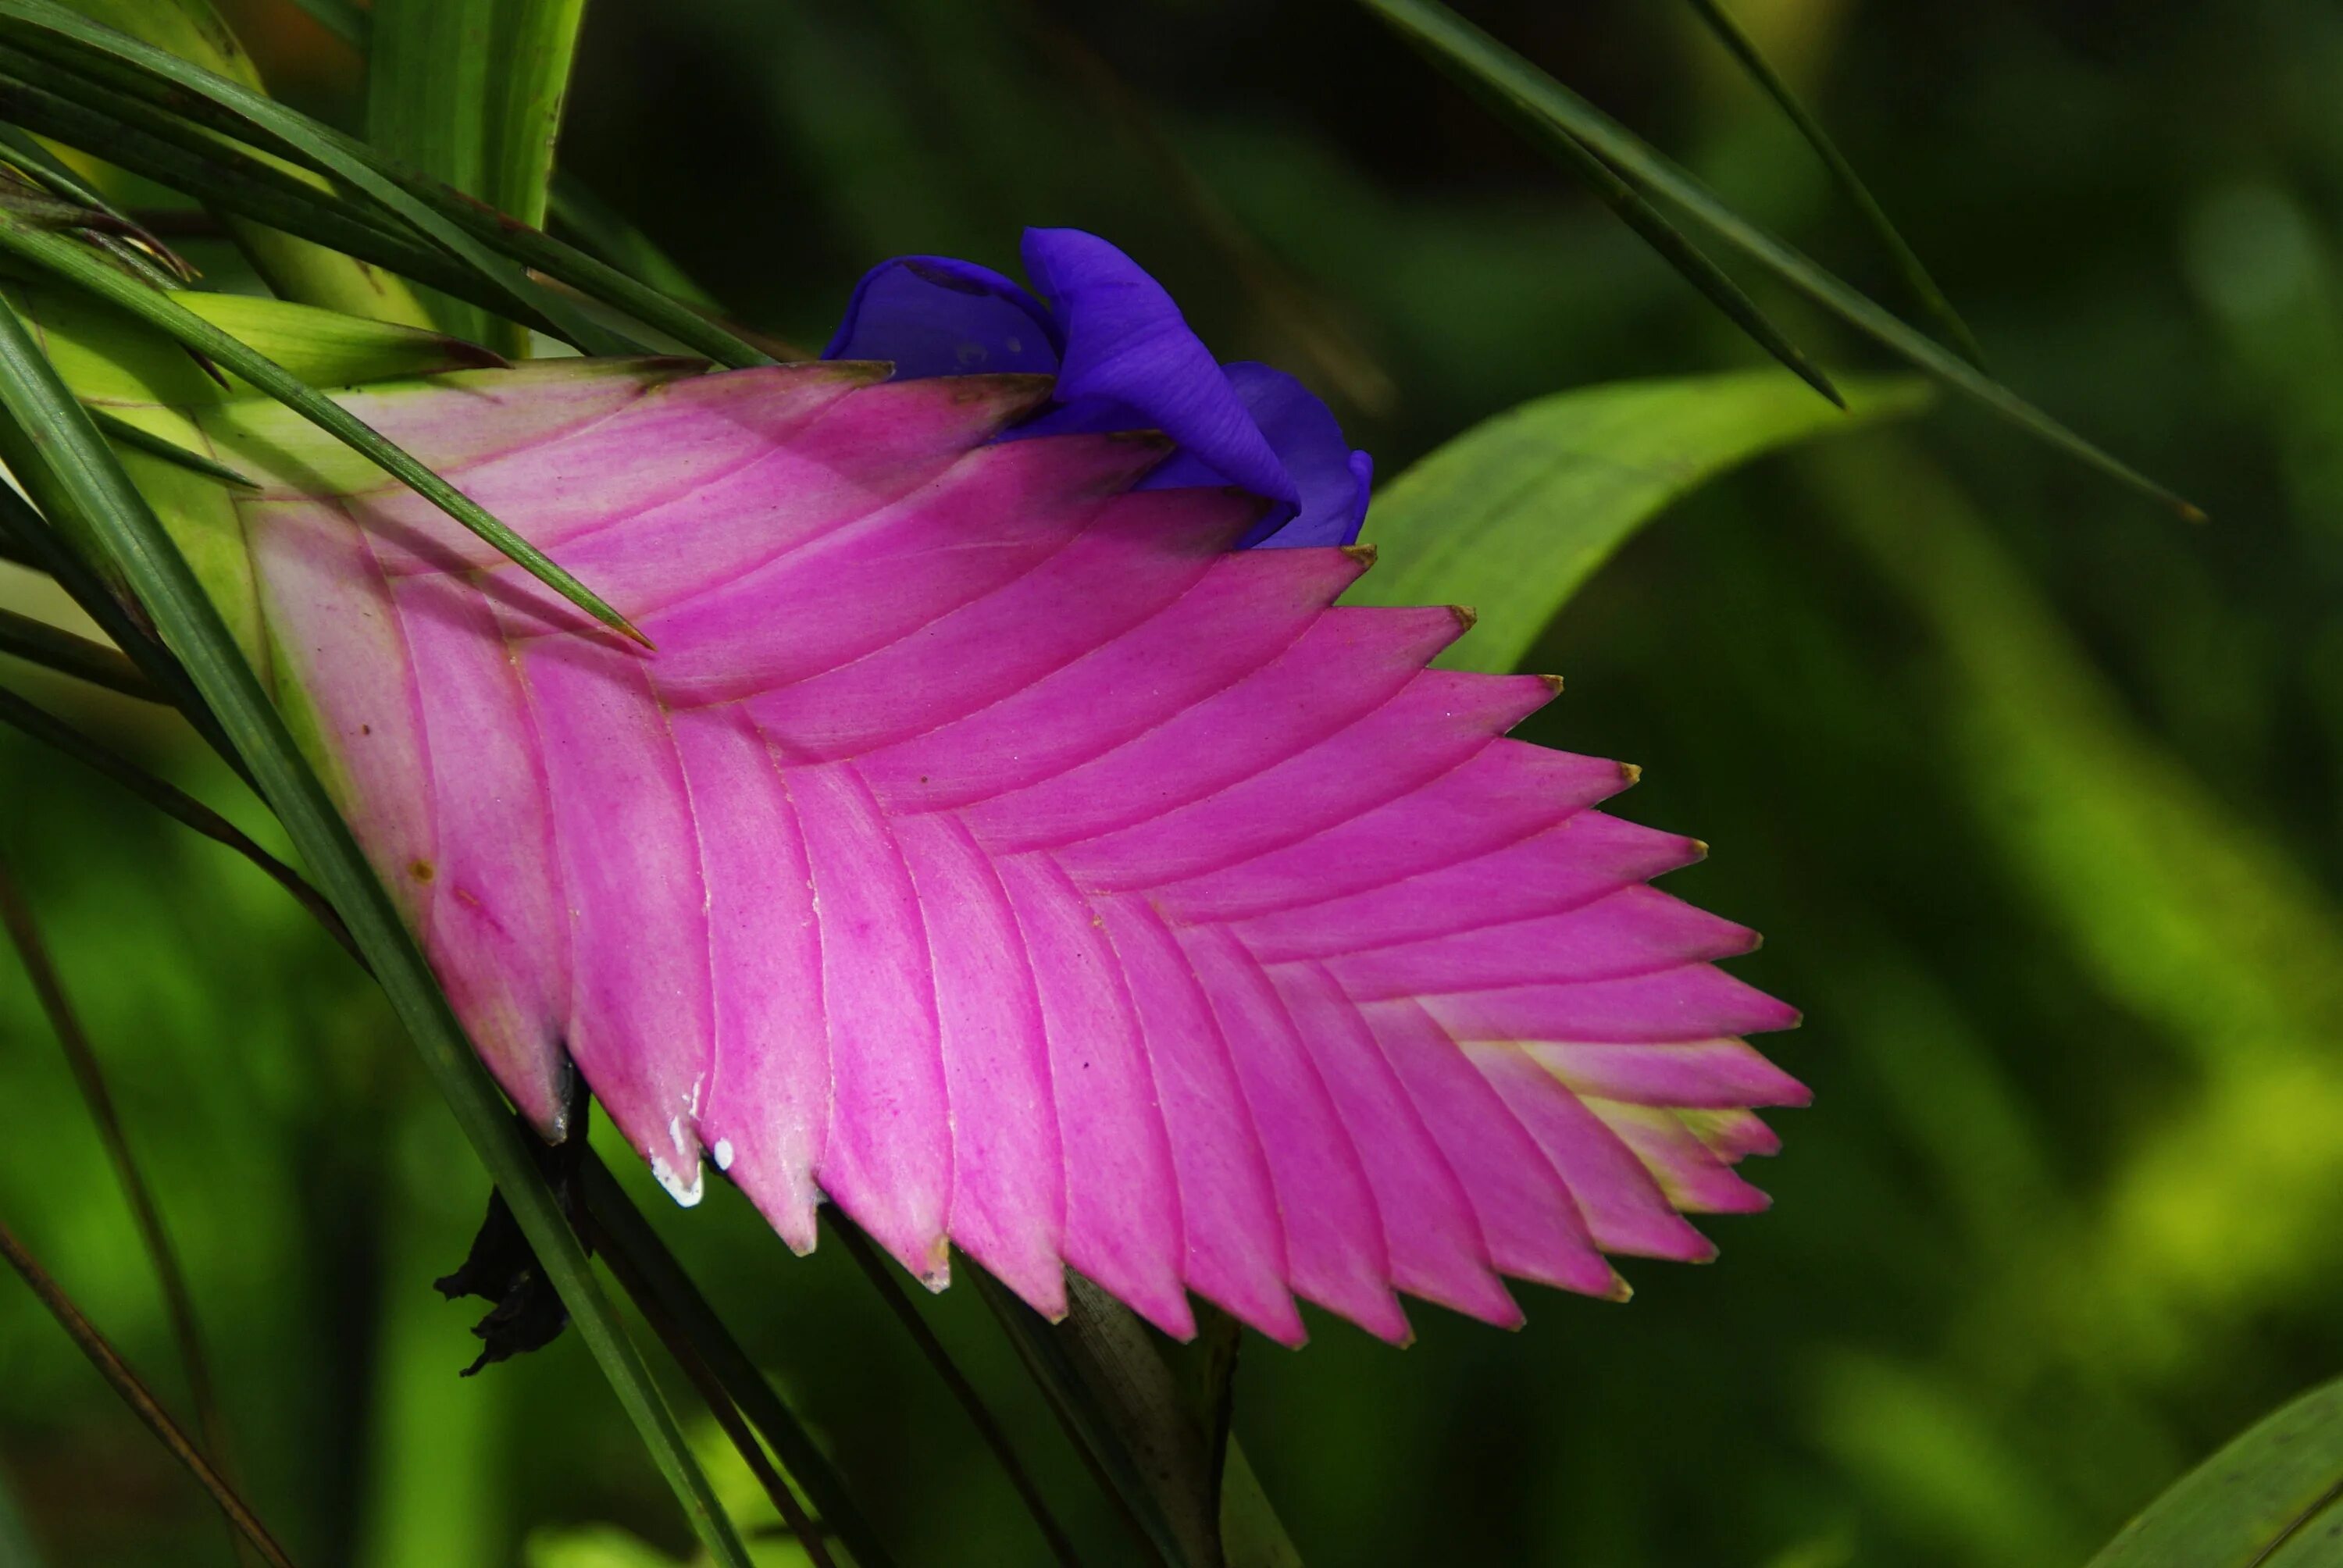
[1680,0,1985,367]
[369,0,587,355]
[587,1221,840,1568]
[0,853,240,1502]
[0,601,162,698]
[0,69,572,336]
[971,1268,1192,1568]
[0,480,255,789]
[85,403,256,487]
[1542,121,1838,406]
[0,681,352,953]
[0,288,754,1568]
[487,0,587,230]
[0,2,774,366]
[826,1217,1085,1568]
[365,0,495,345]
[0,1212,297,1568]
[1353,0,2199,518]
[0,0,642,353]
[578,1153,900,1568]
[0,216,649,645]
[547,173,720,310]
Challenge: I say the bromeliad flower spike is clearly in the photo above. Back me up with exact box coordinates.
[85,234,1803,1348]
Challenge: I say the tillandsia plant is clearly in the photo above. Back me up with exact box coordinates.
[0,0,2231,1563]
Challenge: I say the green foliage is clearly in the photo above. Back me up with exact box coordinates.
[0,0,2332,1563]
[1354,369,1927,672]
[2087,1376,2343,1566]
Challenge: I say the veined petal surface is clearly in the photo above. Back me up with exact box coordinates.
[187,358,1804,1345]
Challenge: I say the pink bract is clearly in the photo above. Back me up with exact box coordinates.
[215,355,1803,1346]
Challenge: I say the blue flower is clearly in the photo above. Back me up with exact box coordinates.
[825,227,1371,549]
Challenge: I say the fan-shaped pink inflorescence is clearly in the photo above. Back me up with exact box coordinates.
[219,355,1802,1345]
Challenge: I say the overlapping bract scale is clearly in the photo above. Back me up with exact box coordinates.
[198,357,1803,1345]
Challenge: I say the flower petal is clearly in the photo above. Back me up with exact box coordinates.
[190,358,1800,1344]
[1017,227,1299,511]
[1146,362,1372,547]
[823,255,1061,377]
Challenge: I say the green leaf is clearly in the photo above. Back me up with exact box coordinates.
[975,1270,1196,1567]
[0,68,545,329]
[0,0,637,351]
[1351,370,1928,672]
[84,403,256,486]
[577,1156,900,1568]
[1351,0,2199,519]
[0,1214,296,1566]
[0,217,646,644]
[0,853,242,1516]
[0,600,161,697]
[0,287,754,1568]
[51,0,437,326]
[1680,0,1985,369]
[0,1,774,367]
[485,0,587,233]
[824,1219,1080,1568]
[1389,34,1838,405]
[2087,1376,2343,1566]
[0,680,350,949]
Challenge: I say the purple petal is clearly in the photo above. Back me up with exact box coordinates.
[1017,227,1299,511]
[823,256,1061,378]
[1146,362,1372,548]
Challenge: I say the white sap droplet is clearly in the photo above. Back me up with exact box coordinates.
[648,1151,704,1208]
[713,1139,735,1172]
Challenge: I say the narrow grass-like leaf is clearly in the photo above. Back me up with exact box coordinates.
[0,2,773,366]
[0,854,239,1502]
[973,1268,1194,1568]
[487,0,587,230]
[588,1228,839,1568]
[827,1217,1084,1568]
[548,173,721,309]
[2086,1375,2343,1566]
[365,0,496,345]
[0,481,247,782]
[0,289,753,1568]
[1353,0,2199,517]
[0,0,639,351]
[578,1155,900,1568]
[0,69,558,329]
[1681,0,1985,368]
[1409,61,1837,406]
[0,682,351,953]
[0,601,161,697]
[0,1213,296,1568]
[1351,370,1928,671]
[0,217,647,644]
[85,403,255,487]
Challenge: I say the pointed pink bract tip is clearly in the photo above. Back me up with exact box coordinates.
[225,359,1802,1345]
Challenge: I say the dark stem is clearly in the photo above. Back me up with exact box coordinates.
[0,1212,298,1568]
[588,1228,838,1568]
[827,1215,1086,1568]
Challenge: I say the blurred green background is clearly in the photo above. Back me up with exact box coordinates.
[5,0,2343,1563]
